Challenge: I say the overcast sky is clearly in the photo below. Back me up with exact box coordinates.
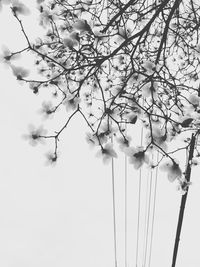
[0,2,200,267]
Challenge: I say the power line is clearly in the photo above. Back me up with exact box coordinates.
[111,157,118,267]
[135,125,144,267]
[148,152,159,267]
[125,148,128,267]
[143,166,153,267]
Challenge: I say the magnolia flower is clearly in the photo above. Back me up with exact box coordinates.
[63,32,79,49]
[117,135,131,151]
[191,158,199,166]
[150,126,168,150]
[10,65,29,80]
[125,146,149,169]
[98,122,116,139]
[23,125,47,146]
[73,19,92,33]
[0,47,11,64]
[131,72,143,83]
[45,151,58,166]
[0,46,20,65]
[85,132,99,148]
[188,94,200,106]
[160,160,182,182]
[142,82,158,98]
[142,60,156,75]
[69,31,80,41]
[0,0,11,11]
[1,0,11,4]
[118,27,131,39]
[63,95,81,112]
[29,82,40,94]
[180,117,193,128]
[40,101,54,118]
[11,0,30,16]
[39,9,56,27]
[123,112,138,124]
[96,143,117,164]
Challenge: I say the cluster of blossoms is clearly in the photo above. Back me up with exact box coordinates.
[1,0,200,189]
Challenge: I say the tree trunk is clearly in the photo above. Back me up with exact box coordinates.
[171,134,196,267]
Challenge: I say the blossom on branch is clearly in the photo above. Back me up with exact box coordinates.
[63,95,81,112]
[2,0,200,180]
[11,0,30,16]
[96,143,117,164]
[160,160,182,182]
[0,0,11,11]
[63,32,79,49]
[10,65,29,80]
[85,132,99,148]
[188,94,200,107]
[0,46,20,65]
[125,146,149,170]
[23,125,47,146]
[45,151,58,166]
[73,19,92,33]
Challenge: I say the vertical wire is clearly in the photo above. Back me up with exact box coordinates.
[142,168,150,267]
[148,152,159,267]
[135,125,144,267]
[106,1,118,267]
[143,160,153,267]
[125,126,128,267]
[112,156,118,267]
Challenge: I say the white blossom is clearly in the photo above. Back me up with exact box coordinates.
[37,0,45,4]
[11,0,30,15]
[63,32,79,49]
[85,132,99,148]
[142,82,158,98]
[0,46,19,65]
[0,0,11,11]
[142,60,156,75]
[73,19,91,33]
[10,64,29,79]
[125,146,149,169]
[117,135,131,151]
[63,95,81,112]
[150,126,168,150]
[160,160,182,182]
[96,143,117,164]
[188,94,200,106]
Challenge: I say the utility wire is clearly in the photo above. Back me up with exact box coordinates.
[135,124,144,266]
[135,168,142,267]
[111,157,118,267]
[143,164,153,267]
[124,121,128,267]
[142,169,150,267]
[148,152,159,267]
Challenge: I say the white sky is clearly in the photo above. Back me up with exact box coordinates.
[0,2,200,267]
